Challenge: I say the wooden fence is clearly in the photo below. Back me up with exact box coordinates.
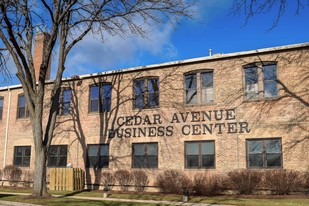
[49,168,84,191]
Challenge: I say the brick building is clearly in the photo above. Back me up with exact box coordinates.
[0,36,308,187]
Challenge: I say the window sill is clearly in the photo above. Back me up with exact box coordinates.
[244,96,280,103]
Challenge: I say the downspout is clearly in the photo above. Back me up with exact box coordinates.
[3,87,11,168]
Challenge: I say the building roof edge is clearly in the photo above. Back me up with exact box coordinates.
[1,42,308,91]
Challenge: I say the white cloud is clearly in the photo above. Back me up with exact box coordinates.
[63,22,177,77]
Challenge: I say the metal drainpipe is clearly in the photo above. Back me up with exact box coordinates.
[3,87,11,168]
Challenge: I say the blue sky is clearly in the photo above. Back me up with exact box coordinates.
[1,0,309,87]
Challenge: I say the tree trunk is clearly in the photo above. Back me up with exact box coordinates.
[31,115,49,197]
[32,143,49,197]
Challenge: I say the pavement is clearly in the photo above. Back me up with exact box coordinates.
[0,191,231,206]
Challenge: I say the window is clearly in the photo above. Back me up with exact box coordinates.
[0,96,3,121]
[87,144,109,168]
[13,146,31,167]
[48,145,67,167]
[185,70,214,105]
[185,141,215,169]
[247,138,282,168]
[244,63,278,100]
[17,94,29,118]
[89,83,112,112]
[133,77,159,109]
[132,143,158,168]
[59,88,72,115]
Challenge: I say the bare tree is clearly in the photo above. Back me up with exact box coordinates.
[233,0,309,29]
[0,0,194,197]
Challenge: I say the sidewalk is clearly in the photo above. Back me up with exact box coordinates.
[0,191,231,206]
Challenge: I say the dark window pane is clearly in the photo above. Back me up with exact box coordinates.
[147,155,158,168]
[185,74,197,105]
[134,144,145,155]
[266,154,281,167]
[148,79,159,92]
[248,141,263,154]
[245,67,258,84]
[202,155,215,167]
[49,157,58,166]
[201,72,213,87]
[266,140,281,153]
[147,143,158,155]
[0,97,3,120]
[149,93,159,107]
[19,95,26,107]
[201,142,214,155]
[58,157,67,167]
[90,86,99,99]
[135,95,144,108]
[18,107,25,118]
[23,157,30,167]
[14,157,22,166]
[99,157,109,168]
[102,97,111,112]
[185,74,197,89]
[102,84,112,112]
[263,65,277,80]
[63,90,72,102]
[186,142,198,155]
[134,80,145,95]
[90,99,99,112]
[187,155,199,168]
[60,146,67,155]
[133,156,145,168]
[264,81,278,97]
[249,154,263,167]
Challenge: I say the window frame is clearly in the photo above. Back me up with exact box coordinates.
[88,83,112,113]
[246,138,283,169]
[184,70,214,106]
[17,94,29,119]
[48,145,68,168]
[243,62,278,101]
[13,146,31,167]
[132,142,158,168]
[86,144,109,169]
[59,88,72,116]
[0,96,3,121]
[133,77,159,109]
[184,140,216,169]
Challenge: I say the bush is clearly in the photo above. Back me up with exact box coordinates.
[100,172,115,191]
[114,170,132,192]
[132,170,149,192]
[302,171,309,190]
[264,169,301,195]
[155,169,192,194]
[3,165,22,186]
[21,170,34,187]
[228,169,262,194]
[193,173,222,196]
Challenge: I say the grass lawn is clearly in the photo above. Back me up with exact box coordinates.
[0,188,308,206]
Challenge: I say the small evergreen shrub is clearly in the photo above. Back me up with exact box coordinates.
[3,165,22,186]
[228,169,262,194]
[264,169,301,195]
[114,170,132,192]
[101,172,115,191]
[155,169,192,194]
